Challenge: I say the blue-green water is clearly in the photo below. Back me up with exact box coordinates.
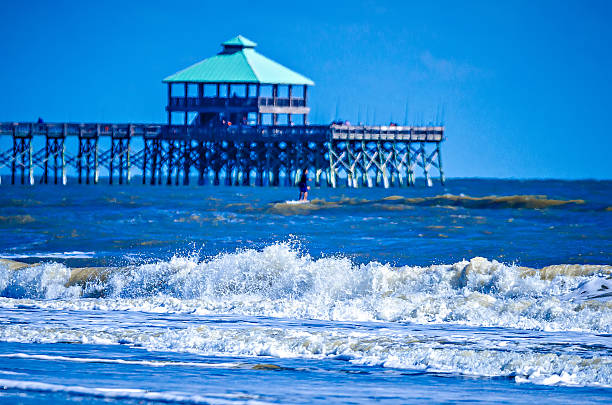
[0,179,610,403]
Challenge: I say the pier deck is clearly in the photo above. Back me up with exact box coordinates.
[0,122,444,187]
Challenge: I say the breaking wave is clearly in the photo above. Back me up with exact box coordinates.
[0,244,611,333]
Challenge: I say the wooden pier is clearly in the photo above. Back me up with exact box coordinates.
[0,122,444,187]
[1,35,446,187]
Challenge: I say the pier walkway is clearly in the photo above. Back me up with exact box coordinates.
[0,122,444,187]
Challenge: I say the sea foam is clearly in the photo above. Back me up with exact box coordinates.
[0,244,610,333]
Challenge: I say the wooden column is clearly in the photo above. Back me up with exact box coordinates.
[61,124,67,185]
[94,125,100,184]
[78,127,83,184]
[256,84,261,125]
[10,127,15,185]
[437,141,445,185]
[288,85,293,125]
[142,138,148,185]
[184,83,189,126]
[167,84,172,125]
[272,84,278,125]
[244,84,250,125]
[226,83,231,123]
[303,85,308,125]
[421,142,429,187]
[109,127,115,185]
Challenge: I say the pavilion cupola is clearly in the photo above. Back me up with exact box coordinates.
[163,35,313,127]
[220,35,257,54]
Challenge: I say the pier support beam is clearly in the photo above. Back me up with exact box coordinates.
[437,142,445,185]
[78,133,98,185]
[11,128,33,185]
[43,128,66,185]
[108,130,130,185]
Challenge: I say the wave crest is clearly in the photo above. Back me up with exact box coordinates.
[1,245,611,332]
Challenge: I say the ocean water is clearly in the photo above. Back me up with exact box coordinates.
[0,178,610,404]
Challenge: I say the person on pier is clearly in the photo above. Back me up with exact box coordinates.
[298,169,310,201]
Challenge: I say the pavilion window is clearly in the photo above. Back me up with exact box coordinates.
[231,85,246,97]
[170,112,182,124]
[278,85,288,99]
[258,85,271,98]
[277,114,288,125]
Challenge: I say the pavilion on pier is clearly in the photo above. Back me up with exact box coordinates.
[163,35,314,127]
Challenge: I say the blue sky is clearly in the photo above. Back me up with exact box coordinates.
[1,0,610,179]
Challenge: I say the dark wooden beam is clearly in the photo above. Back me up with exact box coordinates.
[303,86,308,125]
[184,83,189,126]
[272,85,278,125]
[255,84,261,124]
[288,85,293,126]
[167,84,172,125]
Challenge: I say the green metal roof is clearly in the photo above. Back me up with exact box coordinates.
[163,35,314,86]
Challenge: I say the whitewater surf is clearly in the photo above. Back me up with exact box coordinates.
[0,180,610,403]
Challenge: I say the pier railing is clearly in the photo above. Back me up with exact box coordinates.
[1,122,443,141]
[169,96,307,109]
[0,122,445,187]
[163,124,329,141]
